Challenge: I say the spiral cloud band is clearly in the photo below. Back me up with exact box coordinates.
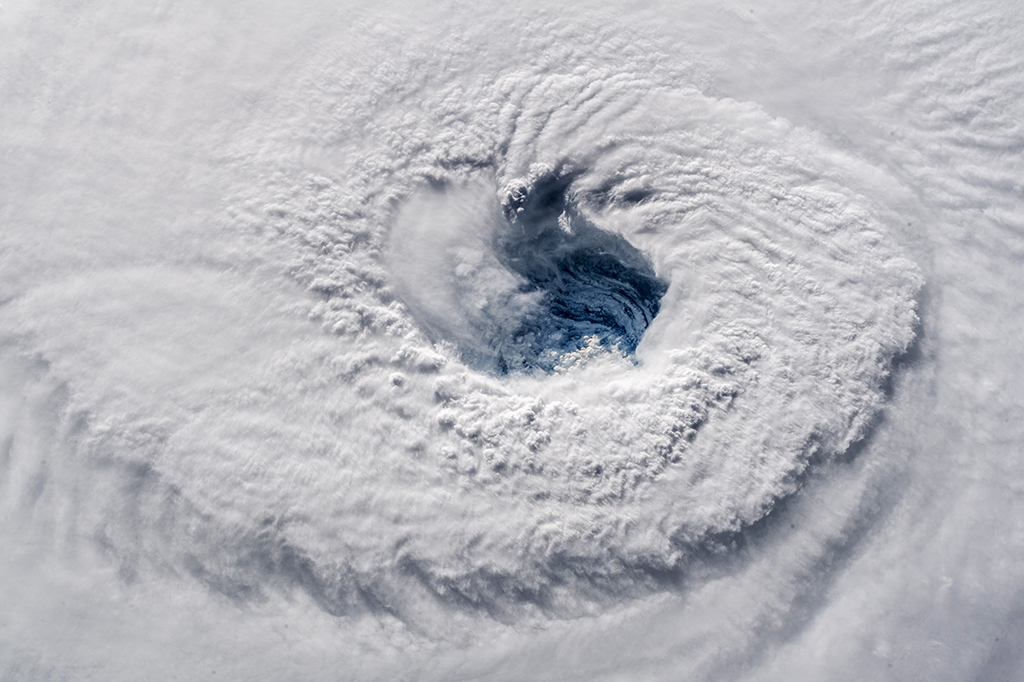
[2,1,1022,680]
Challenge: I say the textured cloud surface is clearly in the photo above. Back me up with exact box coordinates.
[2,1,1023,680]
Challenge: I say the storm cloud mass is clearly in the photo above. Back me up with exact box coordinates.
[1,0,1023,680]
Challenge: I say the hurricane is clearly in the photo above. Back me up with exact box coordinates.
[2,1,1023,680]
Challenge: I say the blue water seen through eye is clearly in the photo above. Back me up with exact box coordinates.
[493,169,667,373]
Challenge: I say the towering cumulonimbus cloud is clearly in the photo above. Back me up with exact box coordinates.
[2,1,1023,681]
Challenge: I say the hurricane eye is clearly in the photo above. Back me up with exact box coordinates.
[494,170,667,373]
[388,169,667,375]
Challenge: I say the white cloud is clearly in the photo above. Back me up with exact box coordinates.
[1,0,1021,680]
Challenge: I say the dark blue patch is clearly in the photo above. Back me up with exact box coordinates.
[493,170,667,373]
